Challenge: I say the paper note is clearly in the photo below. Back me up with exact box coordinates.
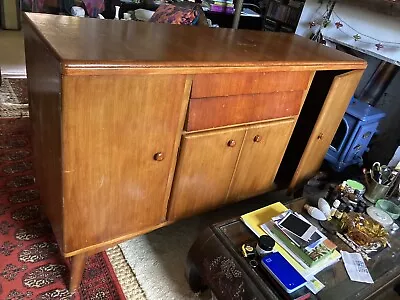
[341,251,373,284]
[388,146,400,169]
[306,277,325,294]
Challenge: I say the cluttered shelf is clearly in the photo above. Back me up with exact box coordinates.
[187,171,400,299]
[19,0,306,32]
[118,0,305,31]
[119,0,263,29]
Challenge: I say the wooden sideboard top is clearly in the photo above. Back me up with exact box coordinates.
[24,13,366,75]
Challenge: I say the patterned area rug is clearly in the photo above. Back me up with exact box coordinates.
[0,118,126,299]
[0,78,29,118]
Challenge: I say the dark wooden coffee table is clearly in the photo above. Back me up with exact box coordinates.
[186,198,400,299]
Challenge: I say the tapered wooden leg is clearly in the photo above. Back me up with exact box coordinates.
[69,253,87,293]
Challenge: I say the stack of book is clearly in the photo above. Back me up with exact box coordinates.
[208,0,234,14]
[261,212,339,274]
[241,202,341,292]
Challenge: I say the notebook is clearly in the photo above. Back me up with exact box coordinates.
[261,252,307,293]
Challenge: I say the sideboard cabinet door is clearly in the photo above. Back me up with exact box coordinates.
[227,119,295,202]
[62,75,187,253]
[167,128,246,221]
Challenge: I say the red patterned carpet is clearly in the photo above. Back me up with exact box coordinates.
[0,118,126,299]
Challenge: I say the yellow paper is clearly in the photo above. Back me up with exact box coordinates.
[241,202,287,236]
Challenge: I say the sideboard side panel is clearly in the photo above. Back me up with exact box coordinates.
[24,25,64,249]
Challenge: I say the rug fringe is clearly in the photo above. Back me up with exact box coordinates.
[106,246,147,300]
[0,78,29,118]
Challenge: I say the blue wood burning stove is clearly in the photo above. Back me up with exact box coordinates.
[325,97,385,171]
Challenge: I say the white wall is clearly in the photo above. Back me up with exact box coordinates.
[296,0,400,164]
[296,0,400,66]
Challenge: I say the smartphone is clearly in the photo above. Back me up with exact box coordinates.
[278,212,316,241]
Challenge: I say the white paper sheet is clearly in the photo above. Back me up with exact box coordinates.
[306,277,325,294]
[388,146,400,168]
[341,251,374,284]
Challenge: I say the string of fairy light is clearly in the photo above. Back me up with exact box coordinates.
[308,1,400,51]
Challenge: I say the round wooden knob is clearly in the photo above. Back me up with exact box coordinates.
[253,135,262,143]
[153,152,165,161]
[227,140,236,147]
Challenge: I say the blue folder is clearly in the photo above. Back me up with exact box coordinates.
[261,252,307,293]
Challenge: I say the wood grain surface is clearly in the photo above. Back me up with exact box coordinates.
[24,25,64,249]
[69,253,87,293]
[23,13,366,76]
[167,127,246,221]
[289,70,365,191]
[61,75,186,254]
[161,76,193,221]
[191,72,311,98]
[187,91,304,131]
[23,13,368,292]
[227,120,295,202]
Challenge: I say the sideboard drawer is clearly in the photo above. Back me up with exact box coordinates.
[191,71,311,98]
[186,91,304,131]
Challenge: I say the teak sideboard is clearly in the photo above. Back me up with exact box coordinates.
[23,13,366,291]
